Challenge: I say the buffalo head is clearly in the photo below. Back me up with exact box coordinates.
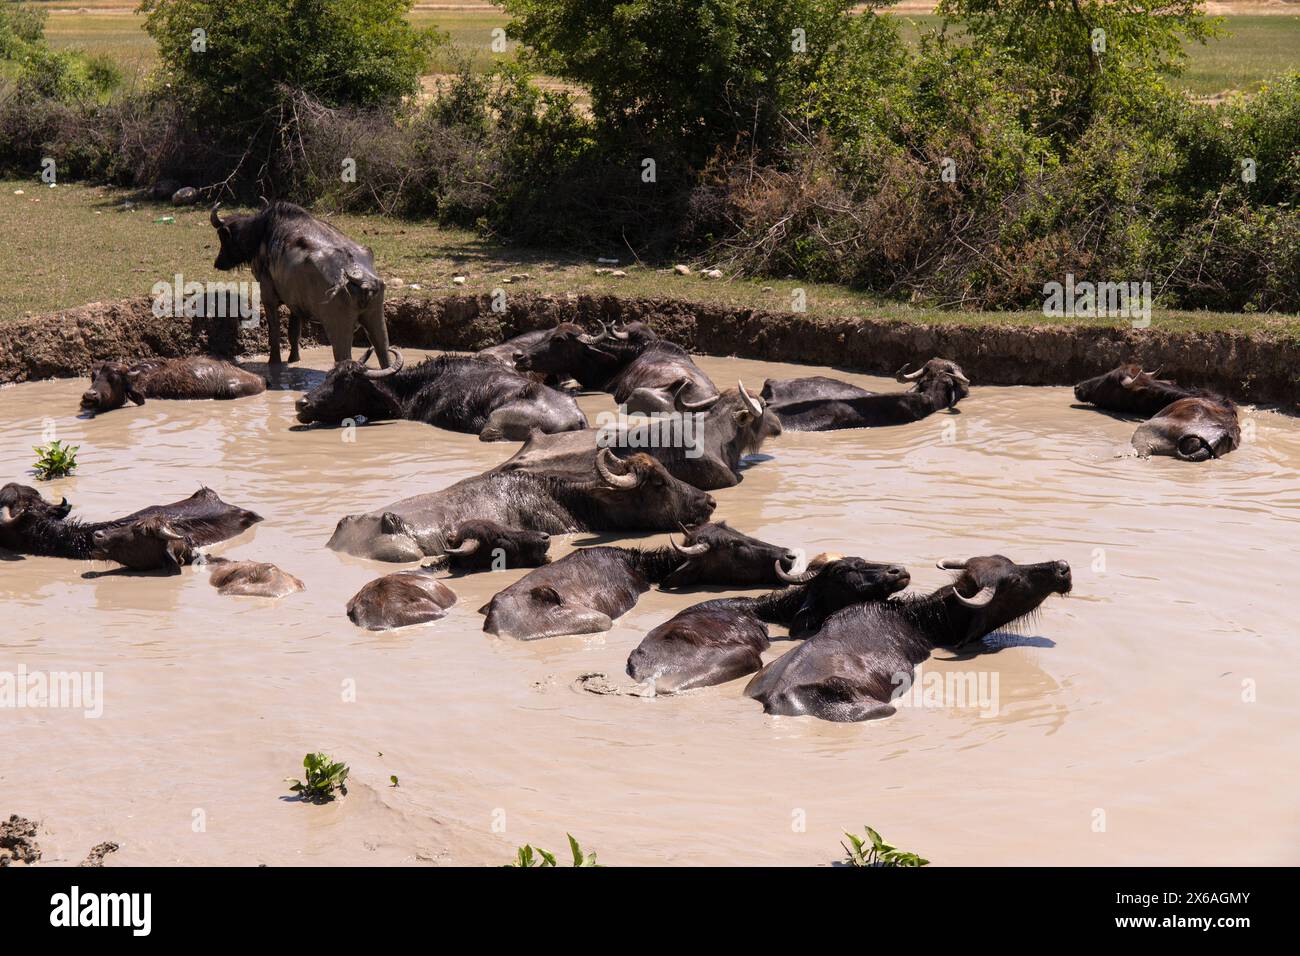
[91,516,195,571]
[936,555,1072,646]
[209,203,266,271]
[1073,363,1193,417]
[81,362,147,414]
[895,358,971,409]
[590,448,716,528]
[659,520,797,588]
[441,520,551,571]
[295,349,405,424]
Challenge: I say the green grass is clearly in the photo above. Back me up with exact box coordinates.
[3,179,1297,339]
[37,8,1300,97]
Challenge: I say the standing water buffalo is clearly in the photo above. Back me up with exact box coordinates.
[0,487,261,571]
[1073,364,1208,417]
[293,350,586,441]
[210,201,389,367]
[626,556,912,693]
[1131,396,1241,461]
[764,359,970,430]
[79,357,265,415]
[479,522,801,640]
[744,555,1072,722]
[494,381,781,490]
[327,449,716,562]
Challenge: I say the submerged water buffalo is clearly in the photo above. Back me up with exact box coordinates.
[512,321,659,390]
[425,519,552,572]
[479,522,800,640]
[0,484,70,549]
[205,558,304,597]
[210,201,388,367]
[744,555,1072,722]
[327,449,716,562]
[346,568,457,630]
[294,351,586,441]
[626,556,912,693]
[495,381,781,490]
[760,375,876,407]
[79,357,265,415]
[0,486,261,571]
[1073,364,1208,417]
[765,359,970,430]
[1132,396,1241,461]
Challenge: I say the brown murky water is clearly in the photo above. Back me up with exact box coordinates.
[3,347,1298,866]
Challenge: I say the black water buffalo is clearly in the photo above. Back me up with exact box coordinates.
[766,359,970,430]
[204,558,305,597]
[1131,396,1241,461]
[425,519,552,572]
[293,350,586,441]
[607,341,719,414]
[346,568,457,630]
[513,321,659,390]
[494,381,781,490]
[326,449,716,562]
[0,486,261,571]
[0,484,70,549]
[744,555,1072,722]
[1073,364,1209,417]
[210,201,389,367]
[79,357,266,415]
[626,556,911,693]
[479,521,799,640]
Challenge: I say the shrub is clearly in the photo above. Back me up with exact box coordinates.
[287,752,350,803]
[33,440,79,480]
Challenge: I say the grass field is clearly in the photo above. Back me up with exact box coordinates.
[36,6,1300,98]
[5,179,1298,337]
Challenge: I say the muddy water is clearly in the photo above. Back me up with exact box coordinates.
[2,347,1297,866]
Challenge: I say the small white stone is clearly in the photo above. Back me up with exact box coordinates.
[673,264,690,275]
[452,276,466,285]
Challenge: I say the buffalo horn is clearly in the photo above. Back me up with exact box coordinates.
[775,553,821,584]
[596,447,640,489]
[209,203,225,228]
[362,347,403,378]
[896,363,926,382]
[954,583,997,608]
[669,534,710,556]
[673,381,720,412]
[737,380,762,417]
[445,538,481,556]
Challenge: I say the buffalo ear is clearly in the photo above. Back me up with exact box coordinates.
[530,585,563,606]
[380,512,407,535]
[125,369,147,405]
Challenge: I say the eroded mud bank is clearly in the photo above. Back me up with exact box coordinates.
[2,293,1297,407]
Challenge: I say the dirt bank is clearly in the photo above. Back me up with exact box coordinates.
[3,293,1297,408]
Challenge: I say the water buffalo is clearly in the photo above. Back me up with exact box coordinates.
[494,381,781,490]
[293,351,586,441]
[607,342,719,414]
[744,555,1072,722]
[347,568,457,630]
[205,558,304,597]
[1131,396,1241,461]
[210,201,389,367]
[327,449,716,562]
[0,486,261,571]
[1073,364,1208,417]
[0,484,70,549]
[479,521,800,640]
[79,357,265,415]
[425,520,552,572]
[766,359,970,430]
[626,556,911,693]
[513,321,659,390]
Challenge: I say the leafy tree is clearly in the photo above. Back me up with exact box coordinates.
[139,0,440,126]
[503,0,896,163]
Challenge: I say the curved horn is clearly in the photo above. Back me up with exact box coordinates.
[673,380,720,412]
[444,537,481,556]
[0,505,15,526]
[949,369,970,385]
[155,521,184,541]
[577,326,609,345]
[1143,366,1162,378]
[610,322,630,341]
[596,447,639,489]
[209,202,225,228]
[775,554,822,584]
[737,380,762,417]
[937,560,968,571]
[896,363,926,383]
[954,583,997,608]
[669,534,710,556]
[363,348,403,379]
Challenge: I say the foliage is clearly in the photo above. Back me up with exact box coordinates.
[841,826,929,867]
[287,752,350,803]
[32,440,78,480]
[505,834,602,867]
[0,3,120,101]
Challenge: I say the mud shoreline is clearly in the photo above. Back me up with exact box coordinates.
[2,293,1297,408]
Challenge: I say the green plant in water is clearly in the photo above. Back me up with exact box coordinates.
[287,752,349,803]
[33,440,78,480]
[841,826,929,868]
[505,834,601,867]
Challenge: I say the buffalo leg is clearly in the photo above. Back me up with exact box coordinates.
[287,308,304,364]
[359,299,391,369]
[260,284,283,365]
